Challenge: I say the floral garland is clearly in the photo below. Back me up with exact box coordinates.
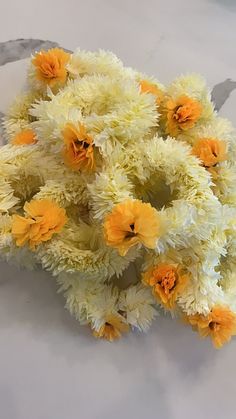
[1,47,236,348]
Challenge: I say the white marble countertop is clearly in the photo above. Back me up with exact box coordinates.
[0,1,236,418]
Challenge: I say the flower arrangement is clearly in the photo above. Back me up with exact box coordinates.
[1,47,236,348]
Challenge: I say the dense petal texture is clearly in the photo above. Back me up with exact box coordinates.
[32,48,70,87]
[185,306,236,348]
[0,47,235,346]
[12,199,67,249]
[63,122,95,171]
[11,129,37,145]
[92,314,129,341]
[143,264,189,309]
[192,137,227,168]
[163,95,202,136]
[104,200,160,256]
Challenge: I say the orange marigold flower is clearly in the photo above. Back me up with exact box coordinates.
[62,122,95,172]
[12,199,67,250]
[164,95,202,136]
[92,314,129,342]
[185,306,236,349]
[104,199,160,256]
[143,263,188,309]
[11,129,37,146]
[192,137,227,168]
[32,48,70,87]
[140,79,163,105]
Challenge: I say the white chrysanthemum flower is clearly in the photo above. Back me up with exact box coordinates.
[119,284,157,331]
[35,175,89,208]
[67,49,136,80]
[177,230,228,315]
[31,75,158,153]
[60,275,106,324]
[3,91,41,140]
[88,167,134,219]
[212,163,236,206]
[0,180,19,212]
[88,285,120,330]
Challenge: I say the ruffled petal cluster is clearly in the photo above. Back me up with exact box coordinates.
[0,47,236,348]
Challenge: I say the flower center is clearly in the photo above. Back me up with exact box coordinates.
[73,138,92,155]
[83,141,90,149]
[125,223,136,239]
[192,138,227,169]
[209,321,220,332]
[159,270,177,294]
[174,105,191,123]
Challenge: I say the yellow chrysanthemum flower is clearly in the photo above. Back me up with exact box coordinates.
[62,122,95,172]
[192,137,227,168]
[12,199,67,249]
[32,48,70,87]
[163,95,202,136]
[185,306,236,348]
[143,263,189,309]
[104,199,160,256]
[92,314,129,341]
[11,129,37,146]
[140,79,163,105]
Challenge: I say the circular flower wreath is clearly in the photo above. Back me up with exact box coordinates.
[1,47,236,348]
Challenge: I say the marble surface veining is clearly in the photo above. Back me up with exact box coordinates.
[0,39,60,66]
[0,1,236,419]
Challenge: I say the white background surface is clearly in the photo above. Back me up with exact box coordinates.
[0,1,236,418]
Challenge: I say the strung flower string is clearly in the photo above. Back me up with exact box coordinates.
[1,47,235,348]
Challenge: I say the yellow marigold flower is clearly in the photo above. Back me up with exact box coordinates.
[185,306,236,349]
[92,314,129,341]
[104,199,160,256]
[32,48,70,87]
[11,129,37,145]
[164,95,202,136]
[12,199,67,249]
[192,137,227,168]
[62,122,95,172]
[140,79,163,105]
[143,263,188,309]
